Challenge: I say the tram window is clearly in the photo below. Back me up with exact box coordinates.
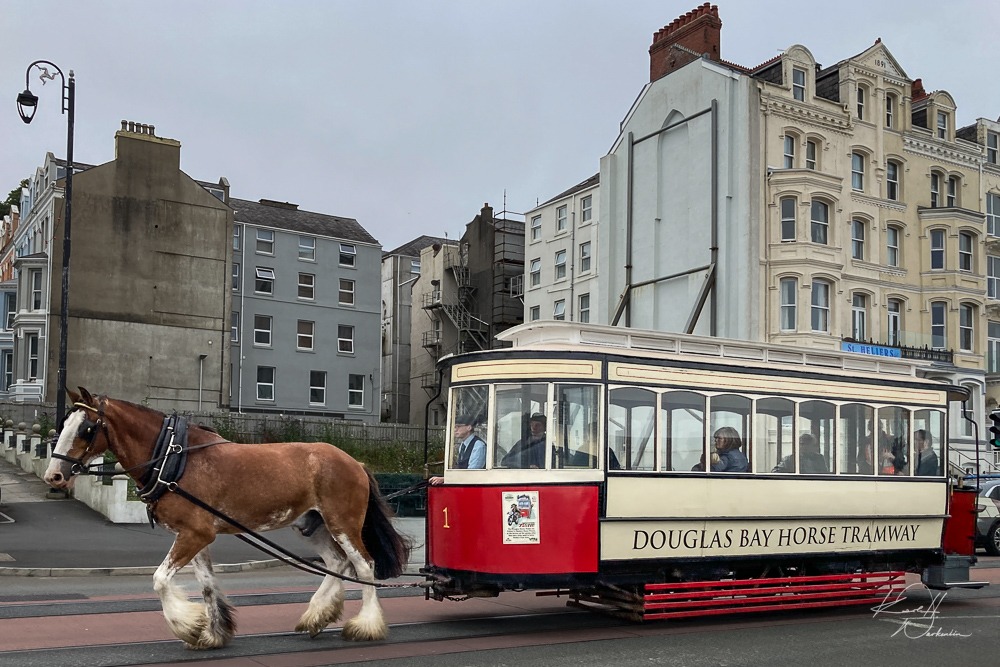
[449,385,489,470]
[554,384,600,469]
[799,400,835,474]
[913,410,944,476]
[609,387,656,471]
[660,391,705,472]
[755,397,793,473]
[709,394,751,472]
[877,407,911,475]
[494,383,548,468]
[839,404,874,474]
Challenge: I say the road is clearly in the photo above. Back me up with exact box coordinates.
[3,562,1000,667]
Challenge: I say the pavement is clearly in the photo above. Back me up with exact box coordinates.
[0,456,426,577]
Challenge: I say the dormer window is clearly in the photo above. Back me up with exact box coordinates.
[937,111,948,139]
[988,132,999,164]
[792,68,806,101]
[885,94,895,129]
[857,85,866,120]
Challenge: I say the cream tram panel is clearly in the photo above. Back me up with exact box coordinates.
[605,477,946,519]
[601,477,946,560]
[609,363,946,405]
[451,359,602,383]
[601,518,942,560]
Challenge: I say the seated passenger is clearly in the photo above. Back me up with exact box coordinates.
[773,433,828,473]
[710,427,748,472]
[915,429,938,476]
[879,432,907,475]
[501,413,547,468]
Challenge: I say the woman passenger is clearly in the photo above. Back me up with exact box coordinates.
[711,426,749,472]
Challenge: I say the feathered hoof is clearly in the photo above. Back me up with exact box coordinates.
[342,615,388,642]
[295,600,344,638]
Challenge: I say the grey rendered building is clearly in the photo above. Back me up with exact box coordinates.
[9,124,232,411]
[230,198,382,420]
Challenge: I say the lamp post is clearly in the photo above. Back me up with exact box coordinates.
[16,61,74,422]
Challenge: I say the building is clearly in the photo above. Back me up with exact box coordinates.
[381,235,448,423]
[530,3,1000,469]
[9,122,232,411]
[405,203,526,425]
[522,173,600,325]
[230,197,382,420]
[0,204,19,395]
[407,238,459,428]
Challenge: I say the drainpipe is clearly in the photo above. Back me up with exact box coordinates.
[198,353,207,411]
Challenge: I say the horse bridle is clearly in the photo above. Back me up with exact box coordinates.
[50,401,107,476]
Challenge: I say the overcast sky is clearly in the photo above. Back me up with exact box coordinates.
[4,1,999,252]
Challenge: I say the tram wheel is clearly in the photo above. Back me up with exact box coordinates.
[987,523,1000,557]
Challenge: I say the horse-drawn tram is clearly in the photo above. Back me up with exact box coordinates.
[423,322,985,620]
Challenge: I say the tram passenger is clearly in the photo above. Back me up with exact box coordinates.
[429,413,485,485]
[879,430,907,475]
[915,429,938,476]
[710,427,748,472]
[501,413,547,468]
[773,433,828,473]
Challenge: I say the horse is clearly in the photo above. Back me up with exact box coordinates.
[43,388,411,649]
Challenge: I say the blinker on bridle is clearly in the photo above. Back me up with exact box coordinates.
[50,401,105,475]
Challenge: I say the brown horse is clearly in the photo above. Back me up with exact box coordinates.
[43,388,410,649]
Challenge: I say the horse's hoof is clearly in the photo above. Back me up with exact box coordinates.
[342,616,388,642]
[294,619,325,638]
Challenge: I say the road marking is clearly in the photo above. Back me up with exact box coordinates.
[0,512,13,525]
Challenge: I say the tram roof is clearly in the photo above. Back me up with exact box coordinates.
[484,322,959,392]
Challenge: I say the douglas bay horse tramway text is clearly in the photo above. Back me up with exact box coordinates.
[43,388,412,649]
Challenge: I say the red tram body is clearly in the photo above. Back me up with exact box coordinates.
[422,323,985,617]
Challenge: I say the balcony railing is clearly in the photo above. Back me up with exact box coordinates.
[841,335,953,365]
[417,372,439,390]
[422,331,441,349]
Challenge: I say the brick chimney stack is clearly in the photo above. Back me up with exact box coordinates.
[649,3,722,83]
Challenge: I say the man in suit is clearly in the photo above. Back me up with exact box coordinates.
[915,429,939,476]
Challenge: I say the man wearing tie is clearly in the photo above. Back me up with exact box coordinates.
[430,413,485,485]
[453,413,486,469]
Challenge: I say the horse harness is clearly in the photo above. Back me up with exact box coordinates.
[54,401,427,590]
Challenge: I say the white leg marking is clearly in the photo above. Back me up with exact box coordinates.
[334,532,387,642]
[294,524,347,637]
[153,554,209,648]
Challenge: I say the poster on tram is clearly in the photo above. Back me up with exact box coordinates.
[502,490,540,544]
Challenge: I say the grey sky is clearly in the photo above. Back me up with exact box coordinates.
[4,1,999,252]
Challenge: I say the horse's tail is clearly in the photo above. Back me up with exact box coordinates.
[361,468,412,579]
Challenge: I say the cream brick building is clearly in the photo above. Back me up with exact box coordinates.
[530,4,1000,470]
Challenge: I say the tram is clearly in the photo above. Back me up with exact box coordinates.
[422,322,984,619]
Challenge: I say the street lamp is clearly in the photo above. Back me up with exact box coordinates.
[16,61,75,422]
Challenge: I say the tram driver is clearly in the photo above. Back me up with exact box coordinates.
[429,413,485,485]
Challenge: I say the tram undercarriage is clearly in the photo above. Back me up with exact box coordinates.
[423,549,981,620]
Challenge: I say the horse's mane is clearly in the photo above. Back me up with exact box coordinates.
[106,396,220,436]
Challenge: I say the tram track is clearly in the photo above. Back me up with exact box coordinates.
[0,601,617,667]
[3,582,1000,667]
[0,585,426,620]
